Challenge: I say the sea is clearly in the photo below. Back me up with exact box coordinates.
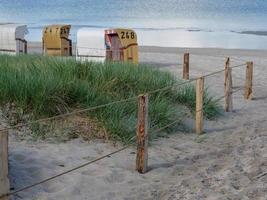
[1,0,267,49]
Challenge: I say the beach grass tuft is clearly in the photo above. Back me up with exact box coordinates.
[0,55,221,142]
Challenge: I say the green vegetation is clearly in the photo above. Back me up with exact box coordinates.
[0,55,221,142]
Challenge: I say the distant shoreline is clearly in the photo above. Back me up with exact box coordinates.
[231,30,267,36]
[27,42,267,57]
[27,25,267,36]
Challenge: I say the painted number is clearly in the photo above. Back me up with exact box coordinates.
[121,31,135,39]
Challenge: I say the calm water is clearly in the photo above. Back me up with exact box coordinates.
[1,0,267,49]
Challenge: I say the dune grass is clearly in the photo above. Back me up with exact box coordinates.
[0,55,221,142]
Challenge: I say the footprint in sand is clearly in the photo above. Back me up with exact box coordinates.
[20,157,37,164]
[42,182,66,193]
[100,192,117,200]
[23,166,42,176]
[12,153,27,162]
[104,170,125,183]
[50,160,65,167]
[81,165,109,177]
[30,168,48,178]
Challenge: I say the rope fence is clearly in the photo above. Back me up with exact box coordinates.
[0,53,259,199]
[0,113,191,198]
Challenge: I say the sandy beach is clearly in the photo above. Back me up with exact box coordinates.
[5,45,267,200]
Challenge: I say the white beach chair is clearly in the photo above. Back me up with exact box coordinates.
[76,28,106,62]
[0,23,28,55]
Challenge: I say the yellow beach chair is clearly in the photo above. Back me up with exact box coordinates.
[105,28,138,64]
[42,24,72,56]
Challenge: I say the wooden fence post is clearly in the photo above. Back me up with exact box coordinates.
[244,62,253,100]
[224,58,233,112]
[0,131,9,200]
[136,94,148,174]
[183,53,189,80]
[196,77,204,134]
[224,57,230,86]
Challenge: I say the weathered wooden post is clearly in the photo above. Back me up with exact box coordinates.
[136,94,148,174]
[244,62,253,100]
[224,58,233,112]
[0,131,9,200]
[183,53,190,80]
[196,77,204,134]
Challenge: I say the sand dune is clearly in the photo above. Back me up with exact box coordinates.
[6,47,267,200]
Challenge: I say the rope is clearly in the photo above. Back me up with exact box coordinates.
[189,54,247,67]
[231,57,267,68]
[193,62,247,79]
[0,48,262,200]
[196,85,244,113]
[231,57,249,63]
[202,68,225,78]
[0,80,197,134]
[0,63,249,134]
[230,63,247,69]
[217,86,243,102]
[231,58,267,75]
[0,144,132,199]
[196,55,247,66]
[149,112,191,134]
[1,114,191,198]
[253,84,267,89]
[0,97,138,133]
[231,86,244,95]
[147,79,196,95]
[190,54,227,60]
[254,63,267,68]
[0,58,250,198]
